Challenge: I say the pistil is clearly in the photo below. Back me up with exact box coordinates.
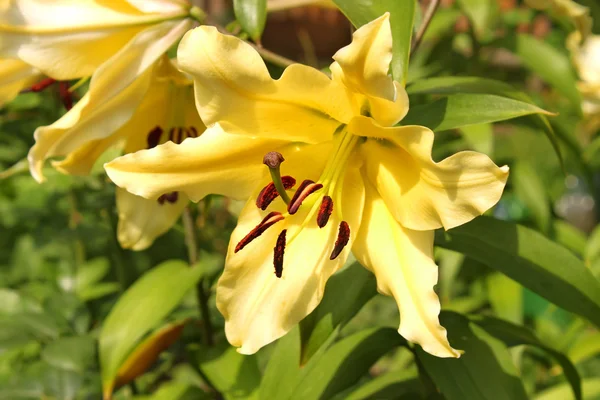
[263,152,292,205]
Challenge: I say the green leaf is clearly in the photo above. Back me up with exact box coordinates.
[406,76,562,165]
[290,327,406,400]
[332,0,416,84]
[193,344,261,400]
[233,0,267,41]
[340,368,423,400]
[402,94,553,132]
[568,333,600,364]
[99,260,204,396]
[435,217,600,329]
[512,161,551,233]
[41,336,96,373]
[585,224,600,263]
[552,220,587,258]
[497,34,581,106]
[259,326,301,400]
[133,382,209,400]
[299,263,377,364]
[416,312,528,400]
[487,273,523,325]
[535,379,600,400]
[459,123,493,154]
[74,258,110,292]
[472,315,581,400]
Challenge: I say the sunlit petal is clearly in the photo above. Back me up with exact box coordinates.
[217,165,364,354]
[28,19,191,181]
[330,13,408,126]
[116,188,187,251]
[0,58,39,106]
[177,25,353,143]
[353,181,460,358]
[126,0,188,14]
[352,116,509,230]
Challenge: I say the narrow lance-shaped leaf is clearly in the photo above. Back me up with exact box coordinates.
[416,312,529,400]
[332,0,416,84]
[99,260,204,399]
[435,217,600,329]
[471,315,582,400]
[402,93,554,132]
[233,0,267,42]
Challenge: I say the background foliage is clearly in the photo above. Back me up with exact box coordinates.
[1,0,600,399]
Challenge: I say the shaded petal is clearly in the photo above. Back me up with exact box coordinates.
[352,180,460,358]
[573,35,600,85]
[0,0,186,79]
[28,19,192,181]
[217,165,365,354]
[330,13,408,126]
[106,126,291,202]
[116,188,187,251]
[0,58,39,106]
[177,25,353,143]
[352,116,509,231]
[126,0,188,13]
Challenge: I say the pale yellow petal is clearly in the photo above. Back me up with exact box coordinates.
[177,25,353,143]
[351,116,509,231]
[116,187,187,251]
[0,58,39,106]
[352,181,460,358]
[329,13,408,126]
[0,0,171,79]
[106,127,291,202]
[126,0,188,13]
[28,19,191,181]
[217,165,365,354]
[573,35,600,85]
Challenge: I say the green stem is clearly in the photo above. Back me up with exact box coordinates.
[182,206,214,347]
[269,167,292,205]
[411,0,440,56]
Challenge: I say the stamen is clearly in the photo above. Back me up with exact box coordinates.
[330,221,350,260]
[274,229,287,278]
[147,126,163,149]
[58,82,72,110]
[316,196,334,228]
[28,78,56,92]
[157,191,179,205]
[288,180,323,215]
[256,176,296,210]
[189,126,198,138]
[235,212,285,253]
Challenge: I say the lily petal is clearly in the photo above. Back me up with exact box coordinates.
[352,116,509,231]
[0,0,188,79]
[352,180,460,358]
[0,58,39,106]
[217,164,365,354]
[116,188,187,250]
[177,25,354,143]
[28,19,192,182]
[126,0,188,14]
[106,127,291,202]
[330,13,408,126]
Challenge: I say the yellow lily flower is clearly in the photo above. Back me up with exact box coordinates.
[525,0,591,41]
[105,14,508,357]
[570,35,600,135]
[37,56,204,250]
[0,0,198,80]
[0,58,40,106]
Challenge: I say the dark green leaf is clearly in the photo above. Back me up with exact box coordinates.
[512,161,551,233]
[472,315,581,400]
[299,263,377,364]
[332,0,416,84]
[435,217,600,329]
[535,379,600,400]
[416,312,528,400]
[455,0,497,39]
[233,0,267,41]
[290,327,406,400]
[402,94,553,132]
[259,326,301,400]
[340,368,423,400]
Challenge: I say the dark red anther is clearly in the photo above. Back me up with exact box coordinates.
[316,196,333,228]
[273,229,286,278]
[58,82,73,110]
[147,126,163,149]
[29,77,56,92]
[157,191,179,205]
[330,221,350,260]
[235,212,285,253]
[189,126,198,137]
[256,176,296,210]
[287,179,323,215]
